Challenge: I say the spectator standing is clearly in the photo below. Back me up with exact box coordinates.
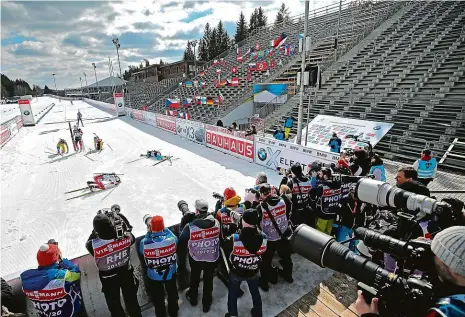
[413,149,437,187]
[283,116,296,140]
[369,154,386,181]
[328,132,342,153]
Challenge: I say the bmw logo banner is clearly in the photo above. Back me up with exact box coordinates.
[113,92,126,116]
[18,99,35,126]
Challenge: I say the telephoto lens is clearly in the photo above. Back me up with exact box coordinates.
[143,214,152,229]
[177,200,190,215]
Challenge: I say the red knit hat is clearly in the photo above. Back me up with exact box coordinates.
[37,244,60,267]
[150,215,165,232]
[224,187,237,202]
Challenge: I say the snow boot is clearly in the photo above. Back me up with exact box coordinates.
[269,266,279,284]
[251,307,262,317]
[186,292,197,306]
[259,277,269,292]
[278,268,294,283]
[202,303,211,313]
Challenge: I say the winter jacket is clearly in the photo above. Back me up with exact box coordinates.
[369,164,386,182]
[328,137,342,153]
[284,117,296,128]
[398,180,431,197]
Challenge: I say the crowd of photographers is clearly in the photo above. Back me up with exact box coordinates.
[4,145,464,317]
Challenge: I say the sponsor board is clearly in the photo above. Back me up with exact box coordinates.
[9,123,18,137]
[113,92,126,116]
[145,111,157,127]
[298,115,394,151]
[1,127,10,146]
[205,125,254,161]
[130,109,145,122]
[176,118,205,144]
[19,99,35,126]
[156,114,177,134]
[254,136,338,173]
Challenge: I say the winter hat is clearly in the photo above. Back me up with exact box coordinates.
[224,187,241,207]
[242,209,260,226]
[37,244,60,267]
[431,226,465,276]
[195,199,209,213]
[224,188,237,201]
[150,215,165,232]
[93,214,115,239]
[291,163,302,177]
[255,172,268,185]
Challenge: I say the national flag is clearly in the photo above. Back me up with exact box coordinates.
[213,60,219,65]
[185,81,193,88]
[220,58,226,66]
[179,112,191,120]
[218,91,224,104]
[257,50,264,59]
[269,39,274,47]
[220,80,228,86]
[206,97,214,105]
[285,44,291,56]
[201,96,207,105]
[298,33,304,39]
[248,63,256,71]
[231,66,238,74]
[216,68,222,74]
[194,97,201,105]
[268,49,274,57]
[271,59,277,69]
[166,98,180,109]
[193,81,199,87]
[169,110,178,117]
[255,43,260,50]
[244,48,251,57]
[231,77,239,87]
[237,56,243,63]
[199,71,205,77]
[178,82,183,87]
[214,80,219,88]
[200,82,206,89]
[236,46,241,55]
[272,33,288,49]
[290,45,295,55]
[256,61,268,71]
[247,71,252,82]
[183,98,192,107]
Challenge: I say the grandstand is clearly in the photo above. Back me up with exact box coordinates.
[65,76,126,100]
[265,0,465,171]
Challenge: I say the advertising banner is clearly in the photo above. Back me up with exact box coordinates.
[253,83,288,104]
[9,123,18,137]
[130,109,145,122]
[176,118,205,144]
[298,115,394,152]
[156,114,177,134]
[254,136,338,173]
[114,92,126,116]
[1,127,10,146]
[16,116,23,129]
[205,125,254,162]
[18,99,35,126]
[145,111,157,127]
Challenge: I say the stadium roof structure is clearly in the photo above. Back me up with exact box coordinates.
[85,76,126,88]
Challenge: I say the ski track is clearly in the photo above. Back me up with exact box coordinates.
[1,97,283,278]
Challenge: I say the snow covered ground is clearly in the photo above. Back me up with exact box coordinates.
[0,97,54,124]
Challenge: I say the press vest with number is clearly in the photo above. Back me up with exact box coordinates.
[318,184,342,215]
[143,232,177,281]
[219,206,239,236]
[23,275,80,317]
[230,234,267,272]
[417,158,437,178]
[290,178,312,210]
[260,199,289,241]
[92,237,131,271]
[187,222,220,262]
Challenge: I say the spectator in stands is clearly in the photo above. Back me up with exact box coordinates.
[283,116,296,140]
[413,149,437,187]
[246,125,257,136]
[273,129,285,141]
[216,120,224,127]
[369,154,386,181]
[228,122,238,131]
[395,166,430,197]
[328,132,342,153]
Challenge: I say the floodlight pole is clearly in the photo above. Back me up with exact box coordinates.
[296,0,309,145]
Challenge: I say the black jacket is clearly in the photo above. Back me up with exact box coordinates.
[398,180,431,197]
[223,227,265,278]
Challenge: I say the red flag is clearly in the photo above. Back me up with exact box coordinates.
[237,56,243,63]
[236,46,241,55]
[256,61,268,71]
[231,66,238,74]
[247,71,251,82]
[271,59,277,69]
[231,77,239,87]
[214,80,220,88]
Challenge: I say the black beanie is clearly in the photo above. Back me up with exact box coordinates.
[242,208,260,226]
[291,163,302,177]
[93,214,115,239]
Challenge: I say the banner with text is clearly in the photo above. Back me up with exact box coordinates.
[130,109,145,122]
[298,115,394,152]
[176,118,205,144]
[254,136,338,173]
[156,114,177,134]
[205,125,254,162]
[19,99,35,126]
[145,111,157,127]
[114,92,126,116]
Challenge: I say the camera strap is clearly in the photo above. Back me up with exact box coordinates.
[261,202,285,239]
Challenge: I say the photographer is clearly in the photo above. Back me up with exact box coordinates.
[21,241,82,317]
[287,163,314,227]
[139,215,179,317]
[369,154,386,182]
[395,166,430,197]
[216,187,243,237]
[311,167,341,235]
[178,199,220,313]
[224,209,267,317]
[350,148,371,176]
[256,184,293,291]
[86,210,142,317]
[355,226,465,317]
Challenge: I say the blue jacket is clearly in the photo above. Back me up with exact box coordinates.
[21,259,82,317]
[139,228,178,281]
[417,158,437,179]
[284,117,295,128]
[369,165,386,182]
[328,138,342,153]
[274,130,285,140]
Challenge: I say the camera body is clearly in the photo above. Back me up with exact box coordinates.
[97,205,127,240]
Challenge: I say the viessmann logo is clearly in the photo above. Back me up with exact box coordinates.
[257,147,281,169]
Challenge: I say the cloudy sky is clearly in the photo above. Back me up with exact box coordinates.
[1,0,335,89]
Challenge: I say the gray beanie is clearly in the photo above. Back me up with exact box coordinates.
[431,226,465,276]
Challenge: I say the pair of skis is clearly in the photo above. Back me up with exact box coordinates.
[65,184,119,201]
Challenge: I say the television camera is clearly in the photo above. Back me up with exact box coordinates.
[97,204,130,239]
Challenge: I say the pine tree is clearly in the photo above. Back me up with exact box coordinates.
[235,11,248,43]
[249,8,259,33]
[144,59,150,67]
[159,59,164,65]
[216,21,229,53]
[44,85,52,94]
[201,23,212,60]
[209,27,218,59]
[197,38,207,61]
[183,41,195,61]
[275,3,290,25]
[257,7,268,28]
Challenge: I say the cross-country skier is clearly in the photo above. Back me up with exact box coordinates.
[94,135,103,151]
[146,150,163,160]
[57,139,69,154]
[73,125,84,152]
[87,173,121,192]
[77,110,83,127]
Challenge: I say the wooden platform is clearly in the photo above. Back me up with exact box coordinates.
[275,272,360,317]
